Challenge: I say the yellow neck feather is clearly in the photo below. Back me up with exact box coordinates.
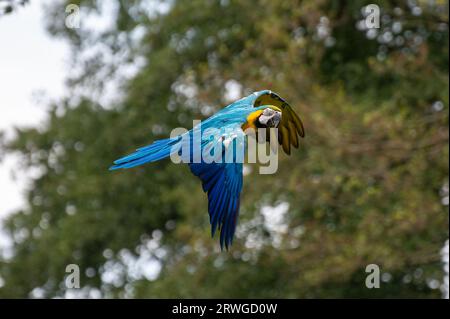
[242,109,264,131]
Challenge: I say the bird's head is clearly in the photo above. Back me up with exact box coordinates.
[256,106,282,128]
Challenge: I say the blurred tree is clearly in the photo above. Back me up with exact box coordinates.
[0,0,29,16]
[0,0,448,298]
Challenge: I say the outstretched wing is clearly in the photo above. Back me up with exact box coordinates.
[277,103,305,154]
[187,125,245,250]
[189,160,243,250]
[254,92,305,155]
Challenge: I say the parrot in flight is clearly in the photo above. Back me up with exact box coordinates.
[110,90,304,250]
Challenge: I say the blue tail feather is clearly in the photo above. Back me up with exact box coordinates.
[109,137,180,170]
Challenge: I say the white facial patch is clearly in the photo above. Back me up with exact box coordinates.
[259,108,282,127]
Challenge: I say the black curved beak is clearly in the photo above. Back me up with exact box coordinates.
[267,111,281,127]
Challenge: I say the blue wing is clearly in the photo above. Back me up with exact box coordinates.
[189,160,243,250]
[188,124,246,250]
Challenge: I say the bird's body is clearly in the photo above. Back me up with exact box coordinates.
[110,90,304,249]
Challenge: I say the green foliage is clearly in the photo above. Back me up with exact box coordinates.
[0,0,448,298]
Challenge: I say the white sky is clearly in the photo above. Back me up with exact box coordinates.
[0,1,68,227]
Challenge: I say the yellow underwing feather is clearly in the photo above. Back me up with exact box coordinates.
[291,110,305,137]
[288,121,299,148]
[280,125,290,154]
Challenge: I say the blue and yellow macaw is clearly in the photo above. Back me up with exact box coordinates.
[110,90,304,249]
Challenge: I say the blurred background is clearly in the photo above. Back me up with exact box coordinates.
[0,0,448,298]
